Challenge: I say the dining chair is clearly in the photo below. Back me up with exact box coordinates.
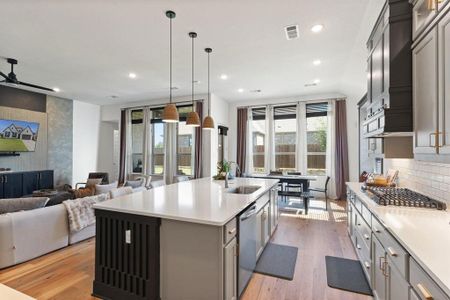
[286,172,303,192]
[309,176,331,209]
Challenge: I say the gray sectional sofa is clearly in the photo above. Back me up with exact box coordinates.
[0,203,95,269]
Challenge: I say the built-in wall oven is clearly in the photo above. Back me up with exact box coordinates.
[238,204,258,296]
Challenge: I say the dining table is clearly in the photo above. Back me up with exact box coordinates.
[249,174,318,214]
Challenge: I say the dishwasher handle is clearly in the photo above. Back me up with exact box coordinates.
[240,205,257,221]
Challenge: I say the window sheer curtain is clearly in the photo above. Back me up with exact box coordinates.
[244,107,253,175]
[326,100,337,199]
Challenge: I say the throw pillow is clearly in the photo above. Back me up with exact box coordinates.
[86,178,103,188]
[0,197,50,214]
[73,186,95,199]
[124,178,144,189]
[95,181,118,195]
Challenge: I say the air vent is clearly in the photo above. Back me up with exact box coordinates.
[304,83,317,87]
[285,24,299,40]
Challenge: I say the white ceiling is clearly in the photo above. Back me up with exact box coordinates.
[0,0,384,105]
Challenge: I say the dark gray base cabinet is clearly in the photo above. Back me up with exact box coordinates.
[93,209,160,300]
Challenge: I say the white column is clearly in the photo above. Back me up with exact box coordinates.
[296,102,307,173]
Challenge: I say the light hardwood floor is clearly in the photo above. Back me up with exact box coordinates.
[0,199,371,300]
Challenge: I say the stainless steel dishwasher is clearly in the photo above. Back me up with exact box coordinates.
[238,204,258,296]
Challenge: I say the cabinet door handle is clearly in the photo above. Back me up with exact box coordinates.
[379,256,384,271]
[0,176,3,183]
[363,233,370,240]
[356,244,361,250]
[387,247,398,257]
[364,261,370,269]
[383,261,389,277]
[228,228,237,235]
[417,283,433,300]
[4,176,7,183]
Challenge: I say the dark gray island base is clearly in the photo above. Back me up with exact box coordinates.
[92,209,160,300]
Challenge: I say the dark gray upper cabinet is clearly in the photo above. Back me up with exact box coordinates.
[362,0,413,138]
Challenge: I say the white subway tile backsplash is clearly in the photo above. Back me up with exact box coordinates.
[384,159,450,205]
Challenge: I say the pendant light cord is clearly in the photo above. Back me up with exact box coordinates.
[208,51,211,115]
[169,16,173,104]
[192,35,194,104]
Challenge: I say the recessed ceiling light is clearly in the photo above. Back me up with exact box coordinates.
[314,79,321,84]
[220,74,228,80]
[238,88,244,93]
[313,59,322,66]
[53,87,60,92]
[311,24,324,33]
[128,72,137,79]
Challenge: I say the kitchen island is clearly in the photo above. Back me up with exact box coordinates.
[93,177,279,300]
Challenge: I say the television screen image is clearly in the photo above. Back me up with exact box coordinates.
[0,119,40,152]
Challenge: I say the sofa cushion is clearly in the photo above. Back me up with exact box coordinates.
[72,186,95,199]
[109,186,133,199]
[86,178,102,188]
[0,197,50,214]
[95,181,118,195]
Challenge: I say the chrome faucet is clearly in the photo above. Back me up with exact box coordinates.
[225,162,241,188]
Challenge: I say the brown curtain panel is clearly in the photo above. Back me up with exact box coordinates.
[194,101,203,178]
[118,110,127,185]
[335,100,349,200]
[236,108,248,177]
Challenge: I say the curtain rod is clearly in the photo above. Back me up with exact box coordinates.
[121,99,204,111]
[235,97,345,109]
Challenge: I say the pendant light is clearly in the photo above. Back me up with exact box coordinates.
[203,48,215,130]
[162,10,179,123]
[186,32,201,127]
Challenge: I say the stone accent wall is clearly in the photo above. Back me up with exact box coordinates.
[47,96,73,186]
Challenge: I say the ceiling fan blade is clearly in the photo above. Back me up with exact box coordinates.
[18,81,55,92]
[0,72,8,80]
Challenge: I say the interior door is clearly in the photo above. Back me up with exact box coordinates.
[438,11,450,154]
[413,28,439,154]
[3,173,23,198]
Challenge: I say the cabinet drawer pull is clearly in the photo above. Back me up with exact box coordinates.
[228,228,237,235]
[379,256,384,270]
[364,261,370,269]
[373,227,381,233]
[356,244,361,250]
[363,233,370,240]
[387,247,398,257]
[383,261,389,277]
[417,283,433,300]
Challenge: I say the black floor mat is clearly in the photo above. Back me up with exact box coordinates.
[325,256,373,296]
[254,243,298,280]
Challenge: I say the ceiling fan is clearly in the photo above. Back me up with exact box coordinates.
[0,58,55,92]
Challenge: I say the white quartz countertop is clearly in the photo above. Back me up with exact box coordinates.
[347,182,450,296]
[94,177,279,226]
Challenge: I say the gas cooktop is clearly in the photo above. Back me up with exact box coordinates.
[361,186,447,210]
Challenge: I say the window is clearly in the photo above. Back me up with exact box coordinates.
[131,109,144,173]
[274,106,296,171]
[151,108,165,175]
[176,105,195,176]
[251,107,266,173]
[306,103,328,175]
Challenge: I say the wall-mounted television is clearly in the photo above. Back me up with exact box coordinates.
[0,119,40,152]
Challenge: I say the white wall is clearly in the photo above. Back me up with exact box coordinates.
[72,100,101,186]
[97,121,119,181]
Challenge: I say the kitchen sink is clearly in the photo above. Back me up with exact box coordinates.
[226,185,261,195]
